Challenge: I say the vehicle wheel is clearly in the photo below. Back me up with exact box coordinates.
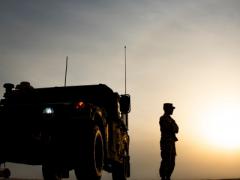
[74,125,104,180]
[112,162,127,180]
[4,168,11,178]
[0,168,11,178]
[112,153,130,180]
[42,165,62,180]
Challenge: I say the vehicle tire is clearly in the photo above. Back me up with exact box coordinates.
[112,161,127,180]
[74,125,104,180]
[4,168,11,178]
[112,151,130,180]
[0,168,11,179]
[42,165,62,180]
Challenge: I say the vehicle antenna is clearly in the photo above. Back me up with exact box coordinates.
[124,46,127,94]
[124,45,129,129]
[64,56,68,87]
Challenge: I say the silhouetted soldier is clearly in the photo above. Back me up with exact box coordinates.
[159,103,179,180]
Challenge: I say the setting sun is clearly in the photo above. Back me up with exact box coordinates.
[199,102,240,150]
[1,1,240,179]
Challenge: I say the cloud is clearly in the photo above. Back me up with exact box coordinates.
[1,1,240,179]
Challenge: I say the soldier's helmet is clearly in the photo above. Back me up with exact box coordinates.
[163,103,175,111]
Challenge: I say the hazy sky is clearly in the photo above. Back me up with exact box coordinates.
[1,1,240,179]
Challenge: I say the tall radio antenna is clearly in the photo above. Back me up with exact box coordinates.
[64,56,68,87]
[124,46,127,94]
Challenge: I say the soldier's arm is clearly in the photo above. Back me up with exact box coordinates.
[172,120,179,133]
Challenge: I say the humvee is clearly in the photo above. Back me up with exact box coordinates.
[0,81,131,180]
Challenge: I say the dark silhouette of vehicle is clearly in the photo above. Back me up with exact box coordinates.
[0,81,131,180]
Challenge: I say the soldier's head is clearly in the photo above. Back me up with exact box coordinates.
[163,103,175,115]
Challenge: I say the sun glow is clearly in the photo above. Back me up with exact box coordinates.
[199,103,240,150]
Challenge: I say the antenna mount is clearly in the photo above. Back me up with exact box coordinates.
[64,56,68,87]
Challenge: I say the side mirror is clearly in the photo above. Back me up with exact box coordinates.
[120,94,131,113]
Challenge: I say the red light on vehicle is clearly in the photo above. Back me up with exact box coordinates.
[75,101,85,109]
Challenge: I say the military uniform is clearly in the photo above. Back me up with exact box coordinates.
[159,103,178,180]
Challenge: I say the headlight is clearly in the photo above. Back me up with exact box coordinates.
[43,107,54,115]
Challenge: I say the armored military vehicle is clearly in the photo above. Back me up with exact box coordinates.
[0,81,131,180]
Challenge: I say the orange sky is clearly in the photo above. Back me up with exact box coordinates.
[0,1,240,179]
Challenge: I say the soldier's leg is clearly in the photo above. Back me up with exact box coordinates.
[160,149,172,180]
[166,148,176,180]
[169,154,176,176]
[160,142,166,179]
[159,150,168,179]
[164,156,172,180]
